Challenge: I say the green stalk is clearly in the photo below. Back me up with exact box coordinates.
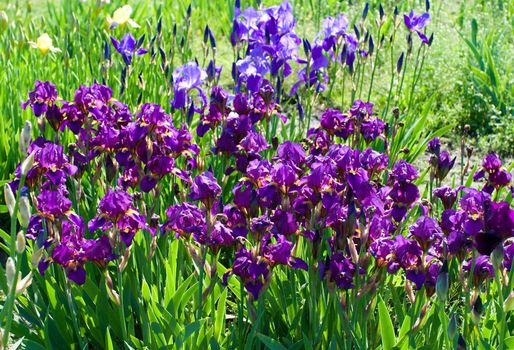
[367,46,381,102]
[406,45,424,113]
[396,53,410,106]
[1,173,26,348]
[117,263,127,348]
[66,281,87,350]
[196,247,208,320]
[494,272,507,350]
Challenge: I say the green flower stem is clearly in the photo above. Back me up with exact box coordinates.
[1,173,26,348]
[66,280,87,350]
[118,263,128,348]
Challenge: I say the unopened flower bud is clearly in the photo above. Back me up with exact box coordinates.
[471,295,482,325]
[37,117,46,135]
[448,313,457,339]
[4,184,16,217]
[436,261,449,302]
[0,11,7,31]
[105,271,120,305]
[16,272,33,295]
[16,231,26,253]
[6,257,15,291]
[491,245,504,271]
[457,334,466,350]
[31,247,44,267]
[19,121,32,155]
[21,151,35,176]
[19,197,31,228]
[504,291,514,313]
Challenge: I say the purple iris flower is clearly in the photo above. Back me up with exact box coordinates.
[209,221,235,251]
[189,171,222,206]
[426,137,441,155]
[360,117,385,142]
[404,11,431,43]
[37,188,72,220]
[322,252,356,289]
[359,148,388,176]
[163,202,206,241]
[474,152,512,194]
[260,234,307,270]
[89,190,146,246]
[504,242,514,270]
[433,186,457,210]
[290,45,329,95]
[276,141,306,169]
[171,62,207,111]
[111,33,148,65]
[223,248,270,300]
[51,234,115,285]
[409,216,443,249]
[316,14,349,52]
[22,81,58,117]
[463,255,494,287]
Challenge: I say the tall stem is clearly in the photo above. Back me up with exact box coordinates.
[118,264,127,348]
[66,281,87,350]
[1,174,26,348]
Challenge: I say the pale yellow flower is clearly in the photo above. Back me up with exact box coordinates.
[107,5,140,29]
[29,33,61,55]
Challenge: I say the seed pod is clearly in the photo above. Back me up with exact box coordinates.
[16,231,26,253]
[4,184,15,217]
[19,120,32,155]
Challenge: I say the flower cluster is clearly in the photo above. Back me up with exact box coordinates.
[16,81,199,284]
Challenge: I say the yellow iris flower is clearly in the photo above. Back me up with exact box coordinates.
[107,5,140,29]
[29,33,61,55]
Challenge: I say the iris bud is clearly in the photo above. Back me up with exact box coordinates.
[436,261,448,302]
[0,11,7,31]
[448,313,457,339]
[504,291,514,313]
[471,295,482,325]
[16,272,33,295]
[4,184,15,217]
[21,151,35,176]
[457,334,466,350]
[6,257,15,291]
[19,197,31,228]
[19,120,32,155]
